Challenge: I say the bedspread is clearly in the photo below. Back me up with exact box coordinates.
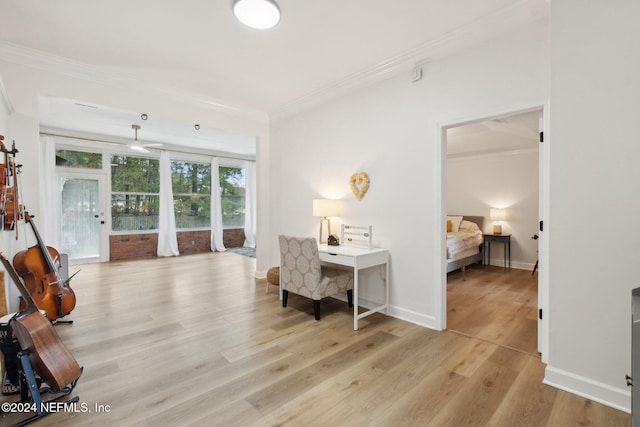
[447,230,483,259]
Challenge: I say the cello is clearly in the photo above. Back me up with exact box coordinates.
[0,252,81,391]
[13,212,77,321]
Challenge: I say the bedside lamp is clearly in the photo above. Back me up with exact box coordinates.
[490,208,506,234]
[313,199,341,243]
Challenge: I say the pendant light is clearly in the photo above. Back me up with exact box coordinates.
[232,0,281,29]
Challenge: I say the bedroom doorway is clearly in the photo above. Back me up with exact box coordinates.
[440,106,547,359]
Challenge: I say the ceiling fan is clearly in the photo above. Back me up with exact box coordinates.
[128,124,162,153]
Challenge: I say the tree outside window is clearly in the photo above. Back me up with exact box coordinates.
[171,160,211,229]
[111,155,160,231]
[219,166,245,228]
[56,149,102,169]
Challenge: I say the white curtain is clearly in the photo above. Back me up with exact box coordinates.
[157,150,179,257]
[210,157,226,252]
[243,161,256,248]
[40,135,62,248]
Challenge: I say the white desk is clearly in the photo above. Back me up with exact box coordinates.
[317,244,390,330]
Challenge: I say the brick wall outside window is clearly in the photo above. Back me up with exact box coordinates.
[109,229,246,261]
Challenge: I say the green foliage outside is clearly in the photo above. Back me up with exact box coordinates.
[172,161,211,228]
[111,156,160,230]
[219,166,246,228]
[59,150,247,232]
[56,149,102,169]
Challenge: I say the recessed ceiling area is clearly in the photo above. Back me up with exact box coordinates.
[39,96,257,157]
[447,110,540,158]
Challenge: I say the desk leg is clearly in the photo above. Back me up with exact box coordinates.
[504,243,507,271]
[354,268,359,331]
[385,262,390,315]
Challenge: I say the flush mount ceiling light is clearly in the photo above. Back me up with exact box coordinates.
[232,0,281,29]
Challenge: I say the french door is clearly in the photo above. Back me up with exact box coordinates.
[59,173,108,264]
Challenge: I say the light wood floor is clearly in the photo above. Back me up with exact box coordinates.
[447,264,538,356]
[1,253,630,426]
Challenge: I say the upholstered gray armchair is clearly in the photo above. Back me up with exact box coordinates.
[278,235,354,320]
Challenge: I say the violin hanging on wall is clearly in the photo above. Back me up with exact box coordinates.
[0,135,24,237]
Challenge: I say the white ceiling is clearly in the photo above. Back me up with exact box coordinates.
[0,0,549,156]
[447,110,541,158]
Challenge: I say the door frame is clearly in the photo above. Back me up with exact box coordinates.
[57,170,109,264]
[435,102,549,363]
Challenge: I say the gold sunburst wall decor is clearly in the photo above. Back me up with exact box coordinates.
[349,171,370,200]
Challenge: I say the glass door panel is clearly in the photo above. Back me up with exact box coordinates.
[61,177,103,263]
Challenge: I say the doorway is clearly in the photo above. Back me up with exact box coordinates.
[439,106,547,359]
[59,173,108,264]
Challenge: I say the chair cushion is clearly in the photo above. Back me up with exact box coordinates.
[316,266,354,299]
[279,235,353,300]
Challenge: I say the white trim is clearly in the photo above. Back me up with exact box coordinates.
[544,365,631,413]
[437,101,548,350]
[538,102,551,364]
[390,305,440,331]
[57,171,109,264]
[485,260,536,271]
[328,294,441,331]
[0,73,14,113]
[435,125,448,331]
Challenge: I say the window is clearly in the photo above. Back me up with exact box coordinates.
[111,155,159,231]
[219,166,245,228]
[56,149,102,169]
[171,160,211,229]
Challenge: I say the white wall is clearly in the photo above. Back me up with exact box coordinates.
[0,73,10,310]
[544,0,640,412]
[447,150,539,269]
[270,20,549,328]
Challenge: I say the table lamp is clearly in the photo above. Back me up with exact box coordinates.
[313,199,341,243]
[490,208,506,234]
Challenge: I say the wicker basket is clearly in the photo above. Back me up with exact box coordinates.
[267,267,280,286]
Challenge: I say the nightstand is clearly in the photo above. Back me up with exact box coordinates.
[483,233,511,270]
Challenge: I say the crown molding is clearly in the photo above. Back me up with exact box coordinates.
[0,72,14,114]
[0,0,547,126]
[270,0,548,121]
[0,41,269,125]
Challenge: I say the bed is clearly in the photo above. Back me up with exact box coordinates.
[446,215,484,273]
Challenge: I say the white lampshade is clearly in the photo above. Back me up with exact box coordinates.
[490,208,506,221]
[313,199,341,218]
[233,0,281,29]
[490,208,506,234]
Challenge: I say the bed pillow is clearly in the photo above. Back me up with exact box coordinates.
[446,220,452,232]
[459,220,480,233]
[446,215,463,233]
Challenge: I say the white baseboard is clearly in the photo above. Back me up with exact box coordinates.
[544,365,631,413]
[487,258,535,271]
[329,295,440,331]
[389,305,440,330]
